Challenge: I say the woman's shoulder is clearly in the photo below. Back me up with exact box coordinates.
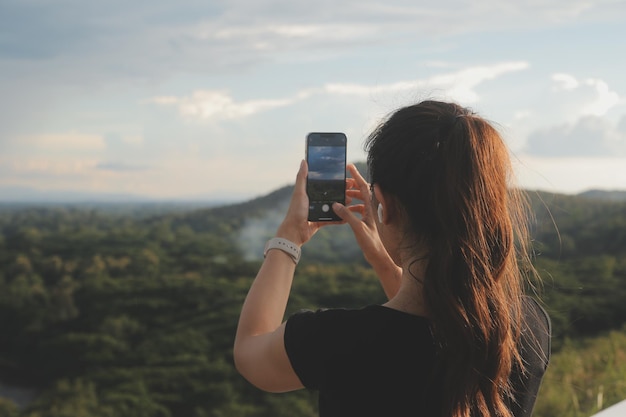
[520,295,552,370]
[286,304,431,347]
[522,295,551,332]
[289,304,430,324]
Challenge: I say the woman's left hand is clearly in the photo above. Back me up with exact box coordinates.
[276,160,339,246]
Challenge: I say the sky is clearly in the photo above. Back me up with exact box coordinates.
[1,0,626,201]
[308,146,346,181]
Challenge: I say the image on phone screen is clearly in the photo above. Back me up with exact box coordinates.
[306,132,346,221]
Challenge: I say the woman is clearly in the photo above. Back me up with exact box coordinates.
[233,100,551,417]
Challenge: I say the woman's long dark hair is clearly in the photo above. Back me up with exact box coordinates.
[366,100,533,417]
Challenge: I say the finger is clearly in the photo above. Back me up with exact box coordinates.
[345,178,357,190]
[347,165,371,205]
[354,198,374,226]
[347,164,368,188]
[332,202,364,229]
[294,160,308,195]
[347,205,365,219]
[347,204,365,214]
[347,189,365,200]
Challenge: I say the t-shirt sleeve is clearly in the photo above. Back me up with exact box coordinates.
[284,309,324,389]
[522,296,551,373]
[508,296,552,417]
[284,308,348,390]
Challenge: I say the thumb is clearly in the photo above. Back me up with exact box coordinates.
[332,202,361,228]
[294,160,307,194]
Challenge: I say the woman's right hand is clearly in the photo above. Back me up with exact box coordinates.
[331,164,383,262]
[332,164,402,298]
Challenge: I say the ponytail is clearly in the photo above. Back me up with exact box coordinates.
[366,101,532,417]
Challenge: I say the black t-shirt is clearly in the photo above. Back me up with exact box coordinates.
[284,296,551,417]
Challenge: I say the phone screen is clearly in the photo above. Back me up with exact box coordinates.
[306,132,347,221]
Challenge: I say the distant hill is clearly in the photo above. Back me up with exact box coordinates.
[0,168,624,417]
[175,183,626,341]
[153,165,626,264]
[528,189,626,258]
[578,189,626,202]
[151,164,373,264]
[156,161,368,236]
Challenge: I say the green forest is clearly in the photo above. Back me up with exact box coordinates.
[0,184,625,417]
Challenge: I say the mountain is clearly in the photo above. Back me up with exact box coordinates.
[527,189,626,258]
[149,183,364,264]
[147,171,626,265]
[578,189,626,202]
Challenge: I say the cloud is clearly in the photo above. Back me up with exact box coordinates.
[151,90,299,120]
[152,61,529,121]
[525,115,626,156]
[519,74,625,156]
[208,22,378,47]
[0,157,99,178]
[15,133,106,152]
[2,1,620,86]
[580,78,621,117]
[308,147,346,180]
[192,1,618,52]
[1,1,624,200]
[325,61,529,101]
[95,162,152,172]
[515,155,626,194]
[619,114,626,132]
[550,73,622,118]
[551,73,579,91]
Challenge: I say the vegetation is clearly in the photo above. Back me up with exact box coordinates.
[0,185,624,417]
[533,326,626,417]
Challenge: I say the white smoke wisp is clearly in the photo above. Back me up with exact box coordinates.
[236,199,290,261]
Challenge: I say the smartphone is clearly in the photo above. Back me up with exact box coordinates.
[305,132,347,221]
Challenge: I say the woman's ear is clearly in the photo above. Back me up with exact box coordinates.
[372,185,395,225]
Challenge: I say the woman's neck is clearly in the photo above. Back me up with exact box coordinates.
[383,259,429,317]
